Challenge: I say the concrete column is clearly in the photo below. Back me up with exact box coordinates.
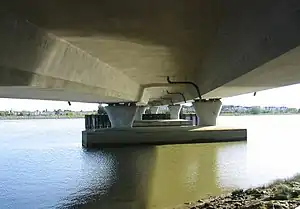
[149,106,159,114]
[104,105,138,128]
[134,106,147,121]
[168,104,182,119]
[193,99,222,126]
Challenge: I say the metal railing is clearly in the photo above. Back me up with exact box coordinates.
[85,113,199,130]
[180,114,199,126]
[85,114,111,130]
[142,114,170,120]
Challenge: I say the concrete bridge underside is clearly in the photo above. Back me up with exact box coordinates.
[1,0,300,104]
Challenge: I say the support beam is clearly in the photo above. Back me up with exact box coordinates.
[134,106,147,121]
[149,106,159,114]
[0,16,141,103]
[193,99,222,126]
[104,104,138,128]
[168,104,182,119]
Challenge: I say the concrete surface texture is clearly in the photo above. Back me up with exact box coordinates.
[134,106,147,121]
[1,0,300,103]
[149,106,159,114]
[168,105,182,120]
[104,105,138,128]
[82,126,247,147]
[193,100,222,126]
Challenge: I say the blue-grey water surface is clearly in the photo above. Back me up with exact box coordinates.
[0,116,300,209]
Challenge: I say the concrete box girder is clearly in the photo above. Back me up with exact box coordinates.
[2,1,300,102]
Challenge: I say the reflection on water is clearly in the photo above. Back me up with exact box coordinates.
[60,147,157,209]
[57,144,230,209]
[0,116,300,209]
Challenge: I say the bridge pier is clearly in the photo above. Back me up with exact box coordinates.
[104,103,138,128]
[134,106,147,121]
[168,104,182,119]
[193,99,222,126]
[83,99,246,148]
[149,106,159,114]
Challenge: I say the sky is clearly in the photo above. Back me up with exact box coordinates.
[1,84,300,111]
[222,83,300,108]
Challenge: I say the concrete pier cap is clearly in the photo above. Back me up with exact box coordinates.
[168,104,182,119]
[193,99,222,126]
[104,103,138,128]
[134,106,147,121]
[149,106,159,114]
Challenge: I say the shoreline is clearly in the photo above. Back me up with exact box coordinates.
[172,174,300,209]
[220,113,300,116]
[0,115,85,120]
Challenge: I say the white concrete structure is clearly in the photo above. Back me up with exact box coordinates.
[134,106,147,121]
[149,107,159,114]
[104,105,138,128]
[168,104,182,119]
[193,100,222,126]
[82,126,246,147]
[2,0,300,148]
[2,1,300,104]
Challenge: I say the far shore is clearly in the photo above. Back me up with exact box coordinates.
[220,113,300,116]
[0,115,85,120]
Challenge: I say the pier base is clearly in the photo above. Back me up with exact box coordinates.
[82,126,247,148]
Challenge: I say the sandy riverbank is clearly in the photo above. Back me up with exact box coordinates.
[172,174,300,209]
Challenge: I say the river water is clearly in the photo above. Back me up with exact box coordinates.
[0,116,300,209]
